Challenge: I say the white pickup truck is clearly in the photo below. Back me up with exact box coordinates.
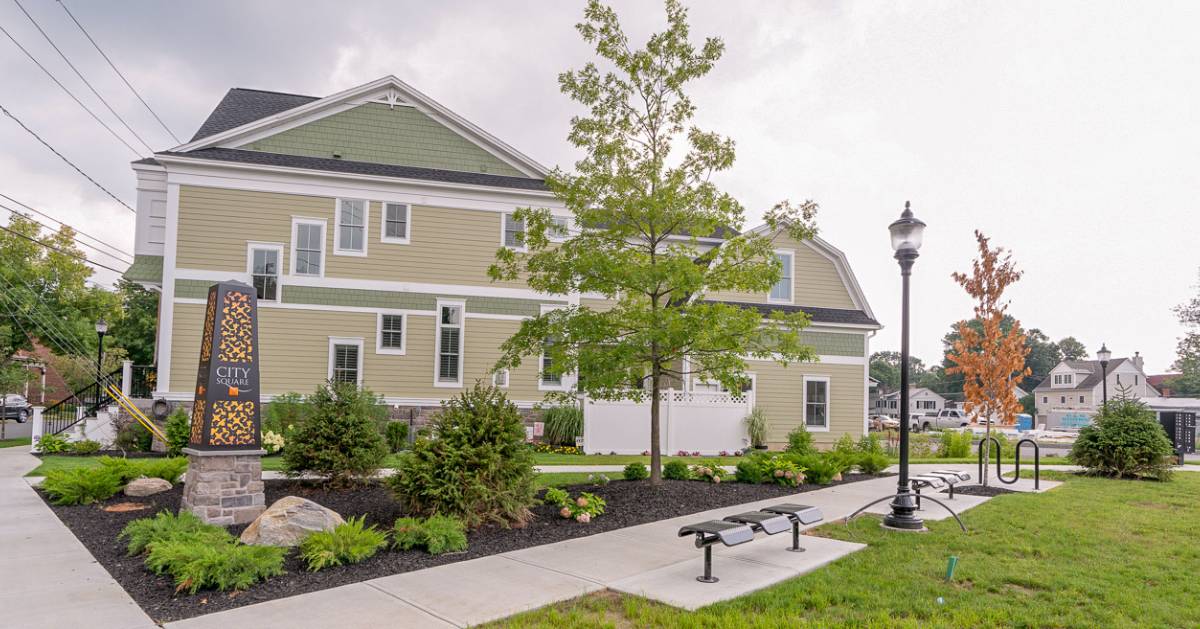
[911,408,970,432]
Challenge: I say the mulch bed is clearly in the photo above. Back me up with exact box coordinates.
[43,473,881,623]
[944,484,1021,497]
[36,450,166,458]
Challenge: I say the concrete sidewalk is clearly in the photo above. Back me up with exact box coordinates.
[0,447,155,629]
[166,463,1038,629]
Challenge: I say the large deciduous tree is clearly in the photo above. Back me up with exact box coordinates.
[1167,269,1200,396]
[945,231,1030,486]
[490,0,819,484]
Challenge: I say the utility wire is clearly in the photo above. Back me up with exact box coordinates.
[55,0,181,144]
[0,222,125,274]
[11,0,155,154]
[0,22,140,156]
[1,204,133,265]
[0,279,98,366]
[0,192,134,261]
[0,104,136,213]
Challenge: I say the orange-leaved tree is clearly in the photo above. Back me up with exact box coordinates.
[946,231,1030,486]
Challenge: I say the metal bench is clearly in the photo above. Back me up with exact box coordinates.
[910,470,972,506]
[677,520,755,583]
[760,503,824,552]
[723,511,792,535]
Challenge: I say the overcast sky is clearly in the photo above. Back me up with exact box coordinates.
[2,1,1198,374]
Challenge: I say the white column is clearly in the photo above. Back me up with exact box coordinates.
[121,360,133,397]
[30,406,43,453]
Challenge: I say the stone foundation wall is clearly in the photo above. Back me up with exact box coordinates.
[180,451,266,526]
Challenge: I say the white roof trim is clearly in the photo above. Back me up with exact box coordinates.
[169,76,549,178]
[742,222,877,323]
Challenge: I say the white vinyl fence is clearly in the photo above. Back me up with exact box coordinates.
[581,389,752,455]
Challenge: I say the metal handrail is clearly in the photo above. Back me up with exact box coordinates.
[41,368,122,436]
[977,436,1041,490]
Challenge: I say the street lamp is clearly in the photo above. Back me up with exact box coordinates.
[1097,343,1111,408]
[883,201,927,531]
[95,318,108,407]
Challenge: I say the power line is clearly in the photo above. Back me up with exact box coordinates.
[0,222,125,274]
[0,104,136,213]
[1,204,133,265]
[55,0,181,144]
[0,277,98,365]
[0,192,133,261]
[0,21,140,156]
[11,0,155,154]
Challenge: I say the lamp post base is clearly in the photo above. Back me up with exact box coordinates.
[881,489,926,531]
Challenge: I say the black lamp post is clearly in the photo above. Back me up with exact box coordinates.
[1097,343,1111,408]
[95,318,108,406]
[883,201,927,531]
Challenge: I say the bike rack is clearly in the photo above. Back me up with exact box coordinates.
[977,436,1040,490]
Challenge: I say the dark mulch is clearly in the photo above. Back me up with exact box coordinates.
[43,473,881,623]
[944,484,1021,497]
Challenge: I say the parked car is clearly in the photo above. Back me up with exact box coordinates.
[910,408,970,432]
[870,415,899,431]
[0,394,31,422]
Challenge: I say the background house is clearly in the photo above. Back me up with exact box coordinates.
[875,387,946,418]
[1033,353,1156,428]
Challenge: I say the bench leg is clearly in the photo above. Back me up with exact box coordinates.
[697,545,719,583]
[915,485,922,510]
[948,483,955,500]
[786,522,806,553]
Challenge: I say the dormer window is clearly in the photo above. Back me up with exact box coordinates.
[1052,373,1075,386]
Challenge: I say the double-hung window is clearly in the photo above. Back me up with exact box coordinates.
[548,216,570,242]
[492,369,509,388]
[803,376,830,429]
[382,202,410,244]
[541,339,562,387]
[769,251,794,303]
[503,213,525,249]
[436,302,464,386]
[376,313,406,355]
[246,243,281,302]
[292,218,325,277]
[335,198,367,255]
[328,338,363,386]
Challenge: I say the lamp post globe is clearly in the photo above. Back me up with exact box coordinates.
[1097,343,1111,407]
[883,201,927,531]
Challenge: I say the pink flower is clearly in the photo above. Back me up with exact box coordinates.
[576,497,589,507]
[560,507,572,518]
[576,512,591,523]
[692,451,701,457]
[774,469,784,478]
[713,476,722,484]
[784,471,795,479]
[642,450,650,456]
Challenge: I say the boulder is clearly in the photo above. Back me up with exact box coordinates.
[239,496,344,546]
[124,477,172,497]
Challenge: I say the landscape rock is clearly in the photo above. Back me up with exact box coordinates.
[239,496,344,546]
[123,477,172,497]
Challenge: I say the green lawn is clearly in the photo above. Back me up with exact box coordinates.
[493,473,1200,628]
[0,436,30,448]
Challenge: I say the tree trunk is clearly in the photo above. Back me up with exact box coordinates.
[981,414,992,487]
[649,364,662,485]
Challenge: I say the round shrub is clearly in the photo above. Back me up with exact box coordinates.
[856,452,891,475]
[389,383,537,529]
[282,381,389,487]
[164,409,191,456]
[69,439,102,455]
[734,453,766,484]
[785,425,816,456]
[623,462,649,481]
[1071,399,1175,480]
[662,460,691,480]
[385,421,409,453]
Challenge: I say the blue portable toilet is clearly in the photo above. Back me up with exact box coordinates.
[1016,414,1033,431]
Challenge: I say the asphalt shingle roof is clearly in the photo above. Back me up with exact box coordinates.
[1033,358,1128,391]
[190,88,319,142]
[707,300,879,326]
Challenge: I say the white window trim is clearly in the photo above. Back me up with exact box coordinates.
[327,336,364,387]
[538,303,574,391]
[290,217,326,278]
[768,249,795,304]
[333,198,370,257]
[802,374,831,432]
[492,369,509,388]
[434,299,465,388]
[244,241,283,303]
[375,311,407,355]
[380,202,411,245]
[548,215,571,243]
[501,212,526,252]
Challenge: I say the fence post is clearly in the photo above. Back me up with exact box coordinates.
[30,406,44,453]
[665,388,675,454]
[121,360,133,397]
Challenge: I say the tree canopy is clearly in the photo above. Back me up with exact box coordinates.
[490,0,819,483]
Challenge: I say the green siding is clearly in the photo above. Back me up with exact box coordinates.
[244,103,524,176]
[800,331,864,357]
[174,281,562,317]
[123,255,163,284]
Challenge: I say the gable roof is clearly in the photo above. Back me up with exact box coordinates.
[190,88,319,142]
[1034,358,1129,391]
[171,76,549,179]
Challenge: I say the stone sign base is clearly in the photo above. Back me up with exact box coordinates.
[180,448,267,526]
